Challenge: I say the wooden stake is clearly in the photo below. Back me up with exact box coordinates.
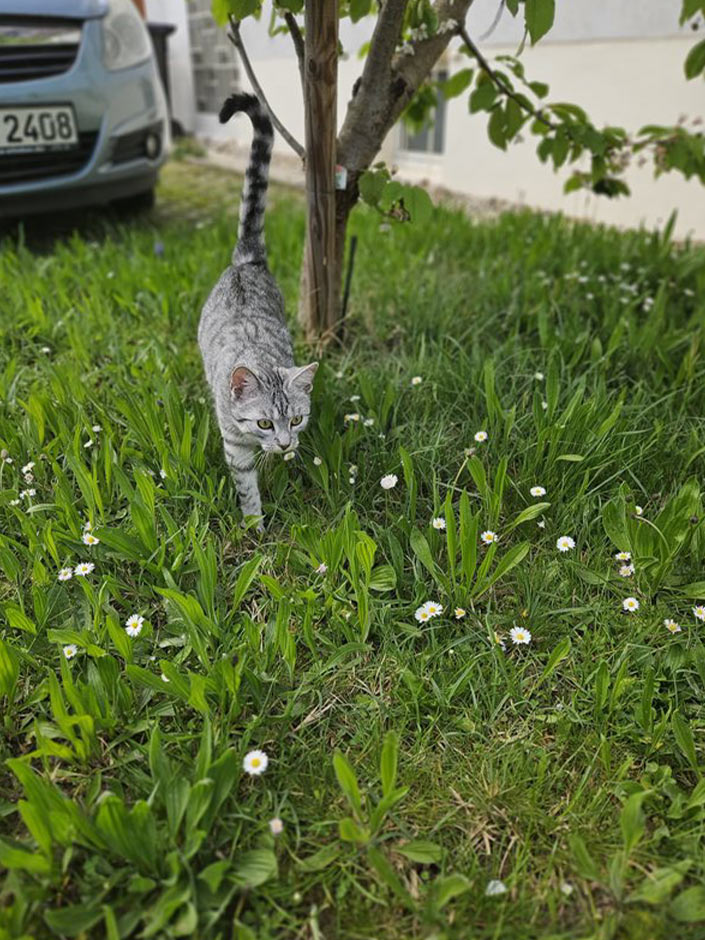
[301,0,339,340]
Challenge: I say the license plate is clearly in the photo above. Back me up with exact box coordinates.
[0,105,78,154]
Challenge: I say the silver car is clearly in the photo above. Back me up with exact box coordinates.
[0,0,170,217]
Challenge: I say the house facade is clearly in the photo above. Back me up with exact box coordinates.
[146,0,705,238]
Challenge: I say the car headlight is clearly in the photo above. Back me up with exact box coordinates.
[102,0,152,71]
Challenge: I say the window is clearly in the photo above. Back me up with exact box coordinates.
[187,0,239,114]
[399,70,447,155]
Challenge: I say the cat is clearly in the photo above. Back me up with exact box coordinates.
[198,93,317,530]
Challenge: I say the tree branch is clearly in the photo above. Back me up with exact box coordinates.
[283,11,305,90]
[227,17,305,159]
[457,23,554,129]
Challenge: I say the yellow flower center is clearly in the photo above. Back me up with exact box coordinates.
[251,758,261,768]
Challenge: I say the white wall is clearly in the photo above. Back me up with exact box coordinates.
[145,0,196,132]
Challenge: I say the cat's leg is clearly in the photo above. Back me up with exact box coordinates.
[225,444,264,530]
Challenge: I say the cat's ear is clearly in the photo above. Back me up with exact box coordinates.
[285,362,318,394]
[230,366,260,400]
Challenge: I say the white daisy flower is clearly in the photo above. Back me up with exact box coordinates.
[664,618,681,634]
[615,551,631,561]
[414,606,430,622]
[125,614,145,637]
[410,376,423,386]
[161,673,170,683]
[269,817,284,836]
[315,562,328,574]
[424,601,443,619]
[474,430,488,443]
[380,474,398,490]
[20,489,36,499]
[537,520,546,529]
[485,879,507,897]
[431,517,446,530]
[57,568,73,581]
[159,469,167,479]
[283,451,295,462]
[313,456,322,466]
[692,605,705,622]
[530,486,546,497]
[556,536,575,552]
[344,413,360,423]
[23,473,33,484]
[541,400,548,410]
[493,631,507,651]
[622,596,640,612]
[509,626,532,645]
[3,456,13,464]
[82,532,100,546]
[92,424,102,433]
[349,395,361,402]
[635,505,643,516]
[618,564,635,577]
[454,607,466,619]
[74,561,95,576]
[481,530,497,544]
[334,370,344,379]
[21,462,35,474]
[243,749,269,776]
[560,882,574,897]
[534,371,544,381]
[363,417,375,427]
[63,644,78,659]
[9,499,20,506]
[84,439,93,448]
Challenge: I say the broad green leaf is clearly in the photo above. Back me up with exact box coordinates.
[441,68,474,99]
[367,845,414,908]
[44,905,103,936]
[671,886,705,923]
[629,860,691,905]
[0,839,51,874]
[3,602,36,634]
[349,0,371,22]
[488,106,507,150]
[427,873,471,911]
[359,169,388,207]
[539,637,571,683]
[338,816,370,843]
[684,39,705,79]
[232,555,263,610]
[525,0,555,44]
[506,501,550,531]
[232,849,277,887]
[380,731,398,797]
[369,564,397,592]
[620,792,647,854]
[569,833,599,880]
[0,638,19,697]
[298,844,341,871]
[396,840,443,864]
[401,185,433,225]
[333,751,363,815]
[672,711,699,772]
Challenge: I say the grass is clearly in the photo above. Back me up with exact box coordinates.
[1,159,705,940]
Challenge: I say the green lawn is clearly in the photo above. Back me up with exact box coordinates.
[1,160,705,940]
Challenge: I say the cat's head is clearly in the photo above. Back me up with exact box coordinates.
[228,363,318,453]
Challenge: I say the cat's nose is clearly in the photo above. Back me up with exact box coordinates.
[276,433,291,450]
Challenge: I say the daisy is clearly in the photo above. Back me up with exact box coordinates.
[454,608,466,619]
[161,674,170,683]
[159,469,167,479]
[410,376,423,386]
[74,561,95,576]
[283,451,295,462]
[269,817,284,836]
[692,605,705,622]
[424,601,443,619]
[414,606,431,622]
[344,413,360,423]
[57,568,73,581]
[3,456,13,464]
[84,520,92,530]
[534,371,544,381]
[125,614,145,637]
[313,456,322,466]
[380,474,398,490]
[556,536,575,552]
[23,473,33,484]
[63,644,78,659]
[664,619,681,634]
[82,532,100,546]
[481,530,497,545]
[509,626,532,645]
[92,424,102,433]
[493,631,507,650]
[21,462,35,474]
[363,417,375,427]
[9,499,20,506]
[20,489,36,499]
[622,597,640,612]
[635,505,644,516]
[619,564,635,577]
[615,551,631,561]
[243,749,269,776]
[485,879,507,897]
[83,439,93,449]
[349,395,361,402]
[431,517,446,530]
[561,882,575,897]
[315,562,328,574]
[537,520,546,529]
[541,400,548,410]
[474,430,488,443]
[530,486,546,497]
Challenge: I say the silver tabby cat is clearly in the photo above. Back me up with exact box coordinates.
[198,93,317,530]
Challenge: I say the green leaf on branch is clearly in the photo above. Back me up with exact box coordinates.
[212,0,260,25]
[469,80,498,113]
[349,0,372,22]
[684,39,705,79]
[488,106,507,150]
[359,169,389,207]
[680,0,705,25]
[525,0,555,45]
[441,68,474,99]
[400,185,433,225]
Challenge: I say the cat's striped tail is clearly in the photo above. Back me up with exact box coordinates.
[219,93,273,266]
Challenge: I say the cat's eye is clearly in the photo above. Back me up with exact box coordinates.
[257,419,273,430]
[290,415,303,427]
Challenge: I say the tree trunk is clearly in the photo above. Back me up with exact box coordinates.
[299,0,339,343]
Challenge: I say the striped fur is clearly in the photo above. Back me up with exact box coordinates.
[219,92,273,266]
[198,93,317,530]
